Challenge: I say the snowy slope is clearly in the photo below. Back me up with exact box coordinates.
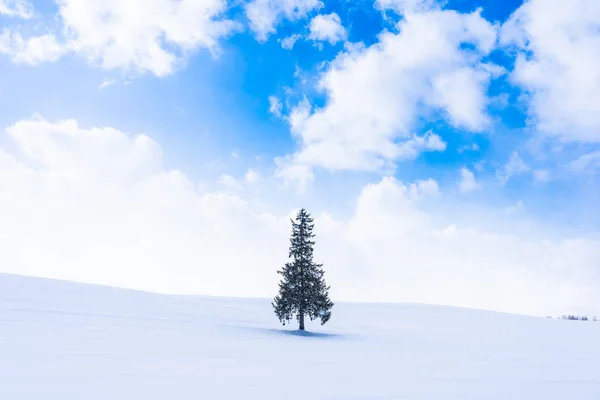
[1,273,599,399]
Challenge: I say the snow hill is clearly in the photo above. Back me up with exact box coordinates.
[1,273,599,399]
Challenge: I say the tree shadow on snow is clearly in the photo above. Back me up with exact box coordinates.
[226,325,355,340]
[268,328,344,339]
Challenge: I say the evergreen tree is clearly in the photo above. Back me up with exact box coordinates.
[272,208,333,330]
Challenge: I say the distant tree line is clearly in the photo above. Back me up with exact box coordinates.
[546,315,598,321]
[560,315,597,321]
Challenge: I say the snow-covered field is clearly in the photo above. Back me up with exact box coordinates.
[1,273,599,399]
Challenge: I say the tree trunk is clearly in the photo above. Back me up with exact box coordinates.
[299,312,305,331]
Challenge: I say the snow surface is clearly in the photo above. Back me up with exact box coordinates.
[1,273,599,399]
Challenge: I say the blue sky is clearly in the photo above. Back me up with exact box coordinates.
[1,0,599,315]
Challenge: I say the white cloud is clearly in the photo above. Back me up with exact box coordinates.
[409,178,439,198]
[246,0,322,42]
[375,0,438,13]
[1,0,238,76]
[396,131,447,160]
[427,66,496,129]
[339,177,599,316]
[1,116,599,316]
[0,0,32,18]
[274,157,314,193]
[244,169,261,184]
[4,115,163,182]
[280,34,301,50]
[308,13,347,45]
[0,31,65,64]
[61,0,238,76]
[568,150,600,173]
[533,169,552,183]
[279,9,498,180]
[0,117,287,296]
[458,167,479,193]
[505,200,525,216]
[99,78,116,90]
[218,174,243,191]
[286,96,311,131]
[458,143,480,153]
[501,0,600,142]
[268,96,283,117]
[497,152,530,185]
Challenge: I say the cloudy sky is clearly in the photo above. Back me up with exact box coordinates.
[1,0,599,317]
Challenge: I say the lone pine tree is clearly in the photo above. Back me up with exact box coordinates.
[272,208,333,331]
